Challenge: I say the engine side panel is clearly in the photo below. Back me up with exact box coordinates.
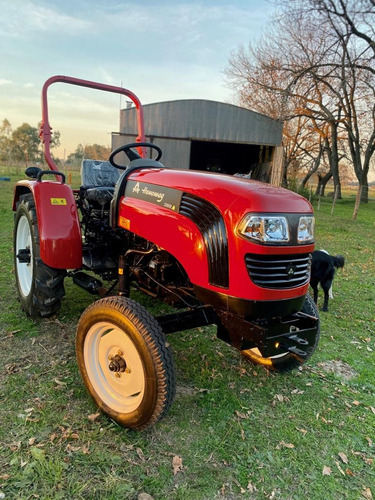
[118,197,210,286]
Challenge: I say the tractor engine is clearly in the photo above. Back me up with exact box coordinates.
[126,243,197,307]
[78,189,124,278]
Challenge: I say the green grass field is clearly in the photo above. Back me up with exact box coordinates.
[0,169,374,500]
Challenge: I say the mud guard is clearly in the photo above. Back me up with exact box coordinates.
[13,180,82,269]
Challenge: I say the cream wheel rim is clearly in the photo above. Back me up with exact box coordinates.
[84,322,145,413]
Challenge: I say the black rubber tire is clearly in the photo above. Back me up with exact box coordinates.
[76,296,176,430]
[241,293,320,372]
[14,194,66,317]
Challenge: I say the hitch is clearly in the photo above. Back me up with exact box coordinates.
[281,333,310,358]
[215,310,319,359]
[262,312,319,358]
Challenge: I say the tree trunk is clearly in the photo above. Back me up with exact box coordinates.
[315,171,332,197]
[300,145,323,189]
[360,173,369,204]
[329,121,342,199]
[281,158,289,188]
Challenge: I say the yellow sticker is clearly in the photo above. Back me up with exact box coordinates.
[50,198,67,206]
[119,216,130,230]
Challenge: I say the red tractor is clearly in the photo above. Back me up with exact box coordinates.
[13,76,319,430]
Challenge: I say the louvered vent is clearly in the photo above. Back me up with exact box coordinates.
[179,193,228,288]
[245,253,311,289]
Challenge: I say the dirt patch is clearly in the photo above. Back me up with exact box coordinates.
[175,385,197,398]
[317,360,358,381]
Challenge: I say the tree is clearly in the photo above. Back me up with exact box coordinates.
[66,144,85,166]
[84,144,111,161]
[0,119,61,165]
[66,143,111,167]
[312,0,375,64]
[278,0,375,202]
[0,119,12,162]
[10,123,40,165]
[1,118,12,136]
[225,20,345,195]
[225,0,375,202]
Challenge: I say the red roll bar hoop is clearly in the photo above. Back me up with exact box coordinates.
[40,75,146,171]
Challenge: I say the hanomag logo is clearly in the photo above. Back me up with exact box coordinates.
[126,180,182,211]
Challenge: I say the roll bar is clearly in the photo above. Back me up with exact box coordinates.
[40,75,146,172]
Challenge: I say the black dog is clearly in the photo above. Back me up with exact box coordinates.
[310,250,345,312]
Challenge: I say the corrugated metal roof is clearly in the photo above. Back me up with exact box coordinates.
[120,99,282,146]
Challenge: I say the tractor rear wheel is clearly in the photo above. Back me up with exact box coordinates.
[241,293,320,372]
[76,296,176,430]
[14,194,66,317]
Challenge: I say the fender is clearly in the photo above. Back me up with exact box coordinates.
[13,180,82,269]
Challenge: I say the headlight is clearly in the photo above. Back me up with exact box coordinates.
[298,216,315,243]
[239,215,290,243]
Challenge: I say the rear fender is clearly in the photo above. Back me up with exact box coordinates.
[13,180,82,269]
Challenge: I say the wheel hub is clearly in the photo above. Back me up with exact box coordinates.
[108,353,127,373]
[17,248,31,264]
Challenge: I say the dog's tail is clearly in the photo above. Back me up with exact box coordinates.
[333,255,345,269]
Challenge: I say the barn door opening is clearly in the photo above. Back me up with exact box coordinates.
[189,140,262,177]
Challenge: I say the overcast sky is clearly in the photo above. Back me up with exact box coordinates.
[0,0,274,157]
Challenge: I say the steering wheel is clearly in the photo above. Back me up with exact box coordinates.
[109,142,162,170]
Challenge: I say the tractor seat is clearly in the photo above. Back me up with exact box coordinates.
[81,159,120,206]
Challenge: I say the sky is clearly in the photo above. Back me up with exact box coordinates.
[0,0,274,159]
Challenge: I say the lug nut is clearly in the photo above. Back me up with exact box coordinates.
[125,367,131,374]
[118,349,124,356]
[115,372,121,378]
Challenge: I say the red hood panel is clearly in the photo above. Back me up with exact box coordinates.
[128,168,313,214]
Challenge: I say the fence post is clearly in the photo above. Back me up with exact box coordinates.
[317,185,323,211]
[352,185,363,221]
[331,186,338,215]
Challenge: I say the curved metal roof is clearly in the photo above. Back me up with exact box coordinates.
[120,99,282,146]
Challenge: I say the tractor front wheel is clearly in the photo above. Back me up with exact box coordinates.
[14,194,66,317]
[76,296,176,430]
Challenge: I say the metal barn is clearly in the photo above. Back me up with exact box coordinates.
[112,99,283,185]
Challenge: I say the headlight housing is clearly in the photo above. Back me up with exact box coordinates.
[297,216,315,243]
[238,215,290,243]
[238,214,315,244]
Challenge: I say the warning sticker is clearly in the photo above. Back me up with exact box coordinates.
[119,216,131,230]
[50,198,67,206]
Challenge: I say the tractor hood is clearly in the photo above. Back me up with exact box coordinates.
[126,168,313,215]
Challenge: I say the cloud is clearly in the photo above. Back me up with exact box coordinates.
[98,68,116,85]
[0,0,91,38]
[24,82,34,88]
[0,79,12,85]
[85,2,271,69]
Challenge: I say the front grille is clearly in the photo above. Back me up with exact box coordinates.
[245,253,311,289]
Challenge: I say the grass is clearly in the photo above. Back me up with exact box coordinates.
[0,168,374,500]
